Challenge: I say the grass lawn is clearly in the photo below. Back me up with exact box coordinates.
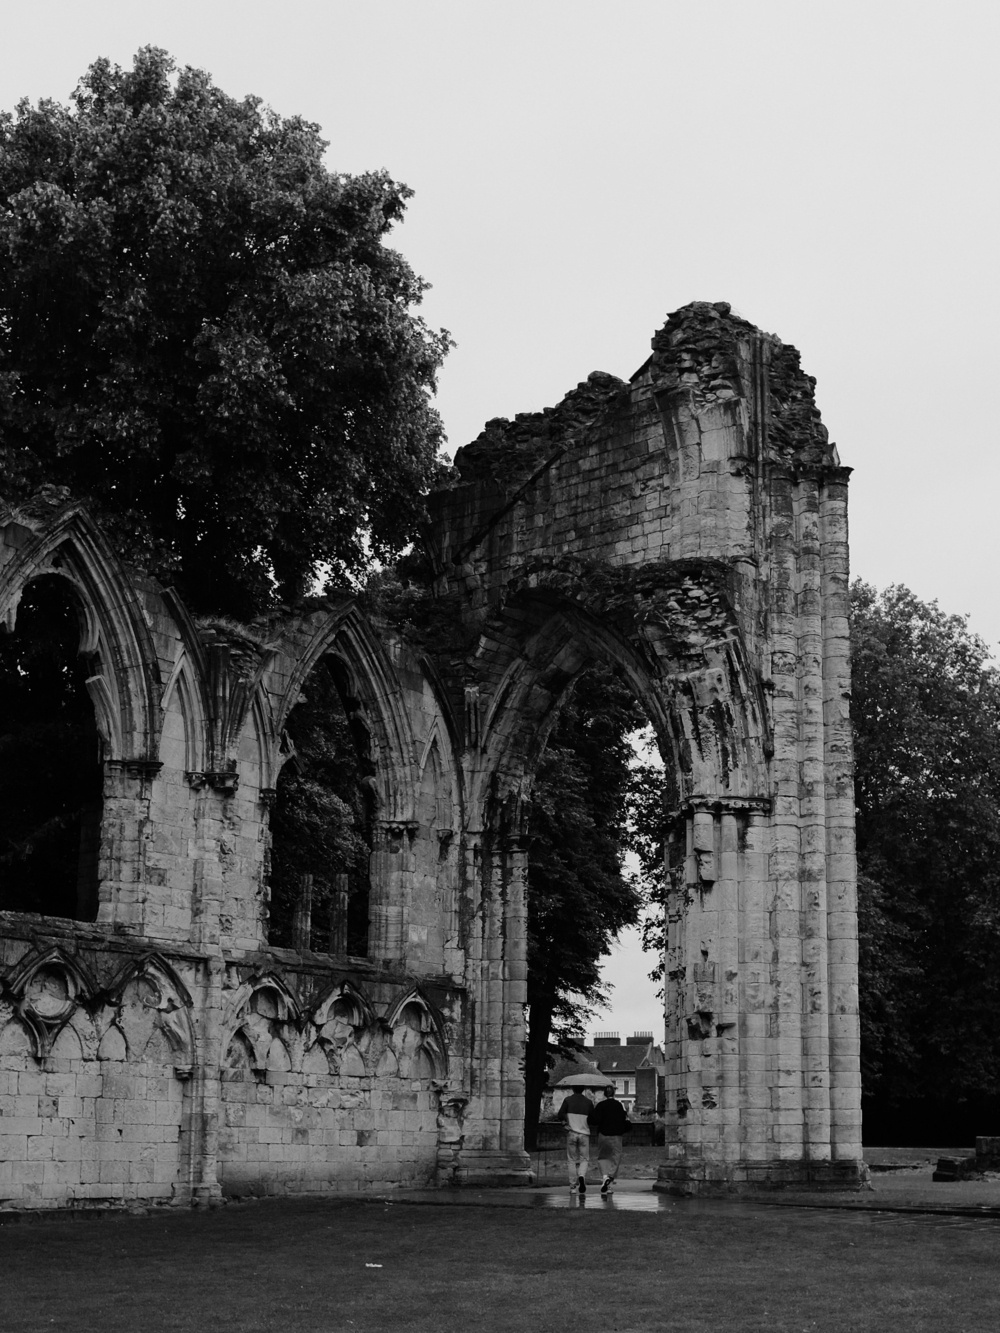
[3,1194,999,1333]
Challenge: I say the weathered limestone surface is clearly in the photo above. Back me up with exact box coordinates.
[425,301,861,1194]
[0,302,862,1206]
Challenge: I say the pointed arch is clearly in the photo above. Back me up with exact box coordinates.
[6,945,95,1059]
[311,980,376,1032]
[0,502,162,761]
[108,953,195,1073]
[417,722,457,841]
[269,603,418,824]
[222,973,301,1076]
[250,689,280,792]
[222,972,300,1055]
[386,989,447,1081]
[160,652,207,775]
[470,561,772,828]
[474,597,676,829]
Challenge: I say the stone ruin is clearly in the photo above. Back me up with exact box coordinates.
[0,301,863,1207]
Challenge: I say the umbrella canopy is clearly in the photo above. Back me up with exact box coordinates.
[554,1072,614,1089]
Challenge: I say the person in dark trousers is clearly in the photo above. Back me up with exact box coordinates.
[589,1084,629,1195]
[556,1089,595,1192]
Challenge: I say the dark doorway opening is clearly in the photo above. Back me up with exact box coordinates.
[0,575,103,920]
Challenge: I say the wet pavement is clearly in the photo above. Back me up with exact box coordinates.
[380,1169,1000,1227]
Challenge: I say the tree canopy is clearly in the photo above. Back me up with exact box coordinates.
[851,581,1000,1128]
[0,48,449,617]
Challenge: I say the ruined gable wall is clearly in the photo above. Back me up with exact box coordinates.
[421,301,860,1193]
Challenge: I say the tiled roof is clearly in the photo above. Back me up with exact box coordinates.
[583,1040,665,1075]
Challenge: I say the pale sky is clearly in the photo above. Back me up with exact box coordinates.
[2,1,997,1040]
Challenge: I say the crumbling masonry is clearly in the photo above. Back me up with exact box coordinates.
[0,302,862,1205]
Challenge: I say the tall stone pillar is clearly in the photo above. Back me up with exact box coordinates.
[655,462,863,1194]
[499,837,529,1153]
[444,830,531,1184]
[368,819,414,961]
[819,467,863,1163]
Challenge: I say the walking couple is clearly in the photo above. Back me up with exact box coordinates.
[556,1084,629,1195]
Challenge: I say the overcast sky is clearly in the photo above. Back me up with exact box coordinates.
[3,1,997,1040]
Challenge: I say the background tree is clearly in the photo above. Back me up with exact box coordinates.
[523,665,646,1148]
[0,48,449,618]
[851,581,1000,1140]
[267,659,372,955]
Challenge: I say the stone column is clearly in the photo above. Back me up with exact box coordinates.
[658,797,776,1192]
[190,952,224,1206]
[185,778,230,1206]
[368,820,414,961]
[444,831,530,1185]
[820,468,863,1163]
[499,837,529,1153]
[795,474,833,1160]
[96,759,161,932]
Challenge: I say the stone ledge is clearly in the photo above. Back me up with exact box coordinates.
[653,1158,865,1196]
[437,1148,532,1188]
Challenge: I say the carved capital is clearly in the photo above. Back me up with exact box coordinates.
[106,758,162,795]
[107,758,162,780]
[681,795,772,818]
[375,819,419,852]
[186,769,240,794]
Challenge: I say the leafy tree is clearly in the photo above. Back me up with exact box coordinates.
[267,659,372,955]
[851,581,1000,1131]
[0,48,449,618]
[523,665,646,1148]
[630,736,674,979]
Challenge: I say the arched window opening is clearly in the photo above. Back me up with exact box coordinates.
[267,656,374,955]
[0,575,103,920]
[524,659,677,1149]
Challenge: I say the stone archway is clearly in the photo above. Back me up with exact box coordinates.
[424,301,861,1193]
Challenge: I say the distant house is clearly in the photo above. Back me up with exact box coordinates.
[542,1031,665,1120]
[588,1032,665,1116]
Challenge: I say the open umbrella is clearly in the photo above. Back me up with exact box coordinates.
[554,1072,614,1089]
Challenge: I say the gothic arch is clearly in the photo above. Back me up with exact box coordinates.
[160,652,207,775]
[312,980,376,1031]
[270,603,418,825]
[108,953,195,1074]
[417,723,458,845]
[4,945,96,1059]
[222,973,301,1075]
[471,562,771,828]
[385,989,447,1081]
[310,982,376,1076]
[0,502,162,762]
